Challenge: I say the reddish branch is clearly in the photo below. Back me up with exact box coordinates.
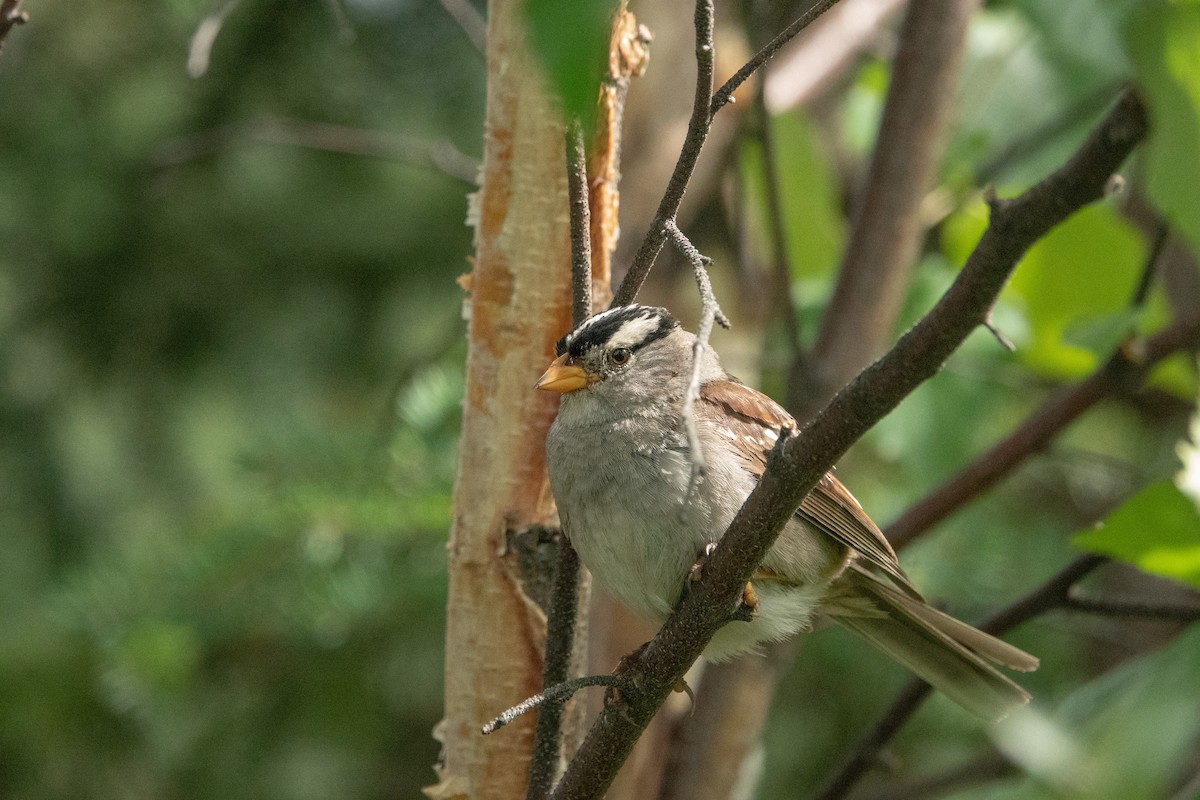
[551,89,1148,800]
[886,316,1200,549]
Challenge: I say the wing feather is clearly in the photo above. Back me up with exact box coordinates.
[696,379,918,595]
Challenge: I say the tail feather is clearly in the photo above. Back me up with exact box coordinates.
[828,566,1036,721]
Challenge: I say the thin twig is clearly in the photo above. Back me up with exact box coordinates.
[1131,220,1169,307]
[611,0,717,308]
[983,315,1017,352]
[524,121,596,800]
[815,555,1109,800]
[753,85,803,354]
[887,224,1189,547]
[613,0,845,309]
[977,81,1125,185]
[710,0,843,115]
[886,314,1200,550]
[589,9,648,301]
[1065,592,1200,622]
[155,117,479,184]
[665,220,730,502]
[187,0,241,79]
[566,121,593,327]
[526,540,585,799]
[763,0,907,113]
[814,681,936,800]
[551,85,1147,800]
[483,675,622,735]
[860,753,1016,800]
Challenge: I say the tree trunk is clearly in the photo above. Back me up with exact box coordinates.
[427,0,572,795]
[429,1,631,796]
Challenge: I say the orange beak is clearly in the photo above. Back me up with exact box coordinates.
[535,354,590,393]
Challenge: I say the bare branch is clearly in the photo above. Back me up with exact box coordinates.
[155,117,479,184]
[187,0,241,79]
[977,81,1124,185]
[566,121,594,328]
[982,315,1017,352]
[814,680,935,800]
[808,0,978,411]
[611,0,716,307]
[815,555,1109,800]
[886,314,1200,549]
[1065,591,1200,622]
[484,675,622,735]
[710,0,843,115]
[524,122,596,800]
[665,220,730,502]
[1131,219,1169,307]
[551,86,1148,800]
[859,753,1016,800]
[763,0,907,113]
[612,1,848,309]
[525,539,586,798]
[753,89,803,353]
[589,10,649,308]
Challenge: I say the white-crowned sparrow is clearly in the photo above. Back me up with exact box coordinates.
[537,304,1038,720]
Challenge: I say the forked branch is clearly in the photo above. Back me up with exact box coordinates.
[611,0,844,308]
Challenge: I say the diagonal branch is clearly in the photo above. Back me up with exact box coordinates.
[710,0,843,115]
[814,554,1110,800]
[886,315,1200,549]
[550,89,1148,800]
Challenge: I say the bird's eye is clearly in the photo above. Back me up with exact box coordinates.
[609,347,632,366]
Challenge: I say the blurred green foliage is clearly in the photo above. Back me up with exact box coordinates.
[1128,2,1200,256]
[2,0,1199,798]
[524,0,616,131]
[0,0,478,796]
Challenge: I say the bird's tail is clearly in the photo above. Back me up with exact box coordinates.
[827,565,1039,721]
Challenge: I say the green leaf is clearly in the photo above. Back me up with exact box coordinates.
[525,0,617,128]
[1126,5,1200,255]
[941,195,989,268]
[1007,203,1145,378]
[738,112,845,282]
[1073,482,1200,589]
[992,627,1200,800]
[1061,306,1142,355]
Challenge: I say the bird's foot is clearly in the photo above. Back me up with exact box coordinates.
[686,542,758,623]
[732,580,759,622]
[687,541,719,587]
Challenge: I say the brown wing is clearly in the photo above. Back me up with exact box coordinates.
[697,378,919,596]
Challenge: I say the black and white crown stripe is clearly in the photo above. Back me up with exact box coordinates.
[555,305,678,359]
